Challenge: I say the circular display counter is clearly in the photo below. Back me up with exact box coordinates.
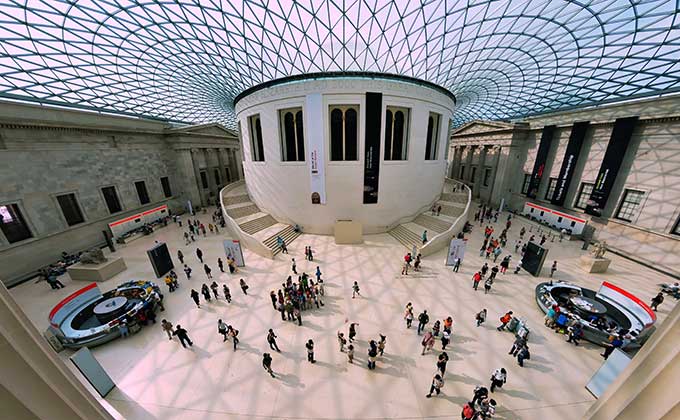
[235,73,456,234]
[48,280,162,348]
[535,281,656,349]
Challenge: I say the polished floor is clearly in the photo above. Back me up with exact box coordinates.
[10,207,674,419]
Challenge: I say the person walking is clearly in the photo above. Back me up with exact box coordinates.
[432,319,441,336]
[500,256,510,274]
[650,292,664,311]
[196,248,203,263]
[305,339,316,363]
[227,325,239,351]
[421,331,435,355]
[601,335,624,360]
[280,240,288,254]
[291,258,297,274]
[417,310,430,335]
[489,265,499,281]
[190,289,200,308]
[352,281,361,298]
[315,266,322,282]
[204,264,212,279]
[177,250,184,264]
[217,319,229,342]
[378,334,386,356]
[436,352,449,375]
[472,385,489,406]
[262,353,275,377]
[508,336,526,356]
[223,285,232,303]
[517,345,530,367]
[426,373,444,398]
[472,271,482,290]
[172,325,193,348]
[550,261,558,278]
[210,281,219,299]
[489,368,507,392]
[201,283,211,302]
[567,323,583,345]
[484,276,493,294]
[349,323,358,342]
[183,264,192,279]
[405,307,414,328]
[267,329,281,352]
[481,262,489,277]
[453,257,461,272]
[239,278,249,295]
[422,230,428,245]
[347,344,355,363]
[161,319,173,340]
[441,329,451,350]
[437,205,442,216]
[269,291,278,309]
[338,332,347,352]
[497,311,513,330]
[217,258,224,273]
[475,309,487,327]
[367,341,378,370]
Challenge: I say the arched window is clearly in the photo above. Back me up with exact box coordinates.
[248,114,264,161]
[279,107,304,162]
[425,113,441,160]
[329,105,359,161]
[385,106,410,160]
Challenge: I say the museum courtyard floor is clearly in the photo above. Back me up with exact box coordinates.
[10,207,674,420]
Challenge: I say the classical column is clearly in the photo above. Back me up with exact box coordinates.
[0,282,114,420]
[190,149,206,207]
[216,148,226,185]
[230,148,243,181]
[583,302,680,420]
[175,149,202,208]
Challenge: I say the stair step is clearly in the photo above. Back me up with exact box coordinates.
[224,194,251,206]
[226,204,260,219]
[434,203,465,218]
[388,225,422,250]
[414,214,451,233]
[265,226,303,256]
[239,214,277,234]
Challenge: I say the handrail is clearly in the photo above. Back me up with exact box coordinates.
[219,181,274,259]
[419,178,472,257]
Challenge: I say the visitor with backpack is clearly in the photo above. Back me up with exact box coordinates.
[426,373,444,398]
[489,368,507,392]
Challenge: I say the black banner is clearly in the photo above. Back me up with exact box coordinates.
[551,121,589,206]
[585,116,638,216]
[526,125,555,198]
[363,92,382,204]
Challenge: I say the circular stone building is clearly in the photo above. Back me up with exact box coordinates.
[234,73,456,234]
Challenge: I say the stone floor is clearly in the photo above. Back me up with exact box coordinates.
[9,207,674,420]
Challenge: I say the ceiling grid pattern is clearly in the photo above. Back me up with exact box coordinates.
[0,0,678,127]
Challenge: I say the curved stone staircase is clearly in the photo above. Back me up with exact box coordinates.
[220,182,302,258]
[387,178,471,254]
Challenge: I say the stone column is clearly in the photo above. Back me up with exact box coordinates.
[230,148,243,181]
[463,145,474,181]
[473,146,488,199]
[216,148,226,186]
[203,148,218,205]
[583,301,680,420]
[176,149,202,209]
[190,149,206,207]
[0,282,114,420]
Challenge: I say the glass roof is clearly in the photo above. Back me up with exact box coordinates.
[0,1,679,127]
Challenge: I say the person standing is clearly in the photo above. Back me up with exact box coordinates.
[338,332,347,352]
[173,325,193,348]
[183,264,192,279]
[177,250,184,264]
[475,309,487,327]
[262,353,275,378]
[417,310,430,335]
[500,256,510,274]
[441,329,451,350]
[437,352,449,375]
[305,339,316,363]
[352,281,361,298]
[269,291,278,309]
[517,345,530,367]
[550,261,558,278]
[437,205,442,216]
[472,385,489,406]
[567,323,583,345]
[489,265,499,281]
[266,329,281,352]
[453,257,461,272]
[227,325,239,351]
[497,311,513,331]
[481,262,489,277]
[161,319,173,340]
[421,331,435,355]
[489,368,506,392]
[426,373,444,398]
[190,289,200,308]
[210,281,219,299]
[216,319,228,342]
[484,276,493,294]
[422,230,428,245]
[201,283,211,302]
[315,266,322,281]
[291,258,297,274]
[378,334,386,356]
[218,258,224,273]
[239,278,249,295]
[405,307,414,329]
[196,248,203,263]
[349,323,358,342]
[650,292,664,311]
[601,335,623,359]
[204,264,212,279]
[367,340,378,370]
[347,344,355,363]
[223,285,232,303]
[472,271,482,290]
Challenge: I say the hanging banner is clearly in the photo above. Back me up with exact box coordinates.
[526,125,555,199]
[306,93,326,204]
[445,238,467,265]
[223,239,245,267]
[363,92,382,204]
[585,117,638,216]
[551,121,589,206]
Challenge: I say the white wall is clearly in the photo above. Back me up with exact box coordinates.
[235,78,455,234]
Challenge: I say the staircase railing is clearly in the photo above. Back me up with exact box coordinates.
[219,181,274,259]
[419,178,472,257]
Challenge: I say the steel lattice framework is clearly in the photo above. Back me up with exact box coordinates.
[0,1,679,127]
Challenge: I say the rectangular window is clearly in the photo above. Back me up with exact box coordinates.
[56,193,84,226]
[424,112,441,160]
[214,169,221,185]
[521,173,531,194]
[279,107,305,162]
[248,114,265,162]
[574,182,594,209]
[615,189,645,222]
[160,177,172,198]
[329,105,359,161]
[545,177,558,201]
[135,181,150,205]
[470,166,477,183]
[460,165,465,179]
[200,171,208,189]
[384,106,410,161]
[0,203,32,243]
[483,167,492,187]
[101,186,122,214]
